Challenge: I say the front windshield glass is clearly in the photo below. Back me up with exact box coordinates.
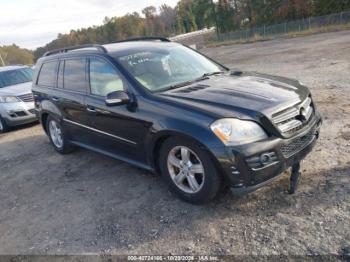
[0,68,33,88]
[116,45,225,92]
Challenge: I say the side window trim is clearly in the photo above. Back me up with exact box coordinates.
[57,60,65,89]
[36,59,58,88]
[62,57,88,94]
[88,56,127,98]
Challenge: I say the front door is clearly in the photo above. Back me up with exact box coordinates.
[85,57,147,164]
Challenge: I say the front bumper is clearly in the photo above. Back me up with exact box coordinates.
[0,101,38,126]
[212,113,322,194]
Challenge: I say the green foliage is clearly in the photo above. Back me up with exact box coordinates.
[313,0,350,16]
[177,0,198,33]
[0,44,34,66]
[217,0,239,32]
[192,0,213,29]
[32,0,350,60]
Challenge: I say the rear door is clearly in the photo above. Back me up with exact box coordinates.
[58,57,90,143]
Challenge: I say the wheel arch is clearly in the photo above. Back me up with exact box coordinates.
[41,112,49,134]
[39,100,64,134]
[149,130,224,176]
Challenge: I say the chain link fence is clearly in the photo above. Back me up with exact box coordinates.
[212,11,350,42]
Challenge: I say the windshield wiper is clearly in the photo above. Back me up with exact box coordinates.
[188,71,225,84]
[157,71,225,92]
[165,80,198,91]
[201,71,225,77]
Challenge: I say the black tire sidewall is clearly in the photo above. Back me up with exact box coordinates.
[0,116,9,133]
[159,137,222,204]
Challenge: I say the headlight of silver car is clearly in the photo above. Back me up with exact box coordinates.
[0,96,21,103]
[210,118,268,146]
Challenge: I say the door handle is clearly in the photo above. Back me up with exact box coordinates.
[51,97,60,102]
[86,105,97,113]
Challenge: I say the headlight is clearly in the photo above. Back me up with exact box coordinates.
[210,118,268,146]
[0,96,21,103]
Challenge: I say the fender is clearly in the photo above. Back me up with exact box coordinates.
[40,100,63,121]
[145,118,228,170]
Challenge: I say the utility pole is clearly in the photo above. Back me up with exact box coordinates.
[0,53,5,66]
[211,0,220,40]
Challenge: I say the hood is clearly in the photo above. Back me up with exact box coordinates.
[0,82,32,96]
[158,72,309,119]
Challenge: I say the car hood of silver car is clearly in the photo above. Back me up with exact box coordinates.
[0,81,32,96]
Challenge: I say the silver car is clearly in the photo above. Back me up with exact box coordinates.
[0,65,37,133]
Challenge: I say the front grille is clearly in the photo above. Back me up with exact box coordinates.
[280,130,315,158]
[17,93,34,102]
[272,97,314,135]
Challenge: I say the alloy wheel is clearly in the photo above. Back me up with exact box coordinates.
[167,146,205,194]
[49,120,63,149]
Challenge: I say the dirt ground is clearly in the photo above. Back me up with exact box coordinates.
[0,30,349,258]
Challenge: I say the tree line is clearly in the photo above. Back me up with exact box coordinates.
[0,45,34,66]
[11,0,350,61]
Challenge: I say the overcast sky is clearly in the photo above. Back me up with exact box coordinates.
[0,0,179,50]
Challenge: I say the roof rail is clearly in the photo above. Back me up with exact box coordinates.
[43,44,107,57]
[112,36,171,44]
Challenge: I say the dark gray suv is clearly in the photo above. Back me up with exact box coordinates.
[32,38,322,204]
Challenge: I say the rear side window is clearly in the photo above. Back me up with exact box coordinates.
[37,61,57,86]
[63,59,86,92]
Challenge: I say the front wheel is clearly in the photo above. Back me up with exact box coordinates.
[0,116,10,133]
[46,116,75,154]
[159,137,222,204]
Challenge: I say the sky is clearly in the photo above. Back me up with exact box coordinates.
[0,0,179,50]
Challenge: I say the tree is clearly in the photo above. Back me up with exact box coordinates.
[192,0,214,29]
[142,6,157,35]
[177,0,198,33]
[313,0,350,16]
[217,0,239,32]
[159,4,177,35]
[0,44,34,65]
[32,0,350,61]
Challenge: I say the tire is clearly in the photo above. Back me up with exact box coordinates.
[159,137,222,204]
[46,115,75,154]
[0,116,10,133]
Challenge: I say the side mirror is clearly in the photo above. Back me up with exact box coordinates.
[105,91,130,106]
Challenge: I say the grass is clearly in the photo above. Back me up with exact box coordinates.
[206,23,350,48]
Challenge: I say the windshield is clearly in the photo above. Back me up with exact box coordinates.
[0,68,33,88]
[116,45,226,92]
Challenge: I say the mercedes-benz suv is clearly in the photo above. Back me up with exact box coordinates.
[32,37,322,204]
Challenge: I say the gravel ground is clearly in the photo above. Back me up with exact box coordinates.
[0,30,349,259]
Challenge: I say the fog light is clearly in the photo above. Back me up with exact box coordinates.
[231,166,240,175]
[7,110,16,117]
[246,151,278,169]
[260,153,272,165]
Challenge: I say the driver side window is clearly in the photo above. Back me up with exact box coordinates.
[89,58,124,97]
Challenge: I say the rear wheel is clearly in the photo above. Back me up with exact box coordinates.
[46,115,75,154]
[0,116,10,133]
[159,137,222,204]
